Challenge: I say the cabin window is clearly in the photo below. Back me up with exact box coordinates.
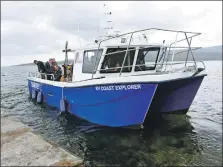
[82,49,103,73]
[100,48,135,73]
[135,47,160,71]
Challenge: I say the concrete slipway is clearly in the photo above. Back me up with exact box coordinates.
[1,115,83,166]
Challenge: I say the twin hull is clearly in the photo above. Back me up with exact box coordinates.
[28,76,204,127]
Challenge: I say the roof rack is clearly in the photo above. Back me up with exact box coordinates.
[91,28,201,79]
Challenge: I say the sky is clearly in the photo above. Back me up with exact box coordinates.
[1,1,222,66]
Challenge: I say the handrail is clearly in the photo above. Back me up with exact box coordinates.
[91,27,202,79]
[100,46,201,57]
[168,47,201,56]
[28,72,55,81]
[185,37,192,67]
[119,33,134,76]
[98,28,201,44]
[93,61,206,73]
[36,73,47,79]
[199,61,206,69]
[94,45,201,74]
[95,44,199,72]
[185,32,196,66]
[169,31,179,73]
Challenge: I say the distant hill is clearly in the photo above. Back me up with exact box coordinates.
[199,45,222,53]
[169,45,222,61]
[13,45,222,67]
[13,59,73,67]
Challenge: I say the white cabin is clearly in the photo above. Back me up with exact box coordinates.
[71,44,168,82]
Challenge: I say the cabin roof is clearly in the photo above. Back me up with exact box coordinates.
[105,44,167,48]
[73,43,167,51]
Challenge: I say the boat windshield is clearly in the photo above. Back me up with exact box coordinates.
[100,47,135,73]
[82,49,103,74]
[135,47,160,71]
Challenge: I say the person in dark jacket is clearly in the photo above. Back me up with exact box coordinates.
[45,60,52,80]
[45,61,51,73]
[33,60,46,79]
[51,65,62,81]
[34,60,46,73]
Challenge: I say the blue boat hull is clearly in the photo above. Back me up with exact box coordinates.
[148,76,205,114]
[28,75,205,127]
[28,81,157,127]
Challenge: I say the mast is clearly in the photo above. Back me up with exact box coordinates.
[64,41,68,66]
[62,41,72,76]
[95,3,121,43]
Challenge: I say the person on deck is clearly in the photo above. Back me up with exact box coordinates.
[34,60,46,73]
[112,61,121,72]
[60,65,66,82]
[51,65,62,81]
[51,58,57,66]
[45,60,51,73]
[33,60,46,79]
[45,58,53,80]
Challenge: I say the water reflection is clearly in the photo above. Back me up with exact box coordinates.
[56,112,201,166]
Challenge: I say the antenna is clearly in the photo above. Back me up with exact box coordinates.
[95,3,121,42]
[143,34,147,42]
[77,23,82,48]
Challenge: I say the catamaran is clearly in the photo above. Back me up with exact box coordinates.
[28,28,207,128]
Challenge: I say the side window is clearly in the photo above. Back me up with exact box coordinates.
[135,47,160,71]
[82,49,103,73]
[100,48,135,73]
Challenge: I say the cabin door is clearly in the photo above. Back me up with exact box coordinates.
[72,51,84,81]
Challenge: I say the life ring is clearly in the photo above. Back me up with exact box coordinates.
[37,91,43,103]
[31,89,37,100]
